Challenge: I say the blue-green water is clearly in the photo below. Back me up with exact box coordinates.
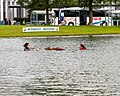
[0,36,120,96]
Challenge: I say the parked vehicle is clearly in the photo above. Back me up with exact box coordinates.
[30,7,109,26]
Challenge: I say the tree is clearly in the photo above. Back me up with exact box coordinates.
[87,0,107,25]
[88,0,93,25]
[74,0,93,25]
[18,0,50,24]
[50,0,78,7]
[45,0,49,24]
[18,0,46,12]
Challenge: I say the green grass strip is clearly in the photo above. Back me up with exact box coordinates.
[0,25,120,37]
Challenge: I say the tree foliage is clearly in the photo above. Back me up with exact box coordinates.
[18,0,49,23]
[18,0,46,12]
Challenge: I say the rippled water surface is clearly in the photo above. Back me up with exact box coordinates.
[0,36,120,96]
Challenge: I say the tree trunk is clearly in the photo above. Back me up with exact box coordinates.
[88,0,93,25]
[46,0,49,25]
[114,0,117,10]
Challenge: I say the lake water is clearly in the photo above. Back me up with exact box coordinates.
[0,35,120,96]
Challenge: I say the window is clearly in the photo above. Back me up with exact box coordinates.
[38,14,45,20]
[12,2,14,5]
[54,10,59,17]
[63,10,80,17]
[93,11,105,17]
[8,1,10,5]
[54,10,80,17]
[31,14,36,20]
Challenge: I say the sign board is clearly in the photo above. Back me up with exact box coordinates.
[23,27,59,32]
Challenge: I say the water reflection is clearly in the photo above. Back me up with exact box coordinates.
[0,36,120,96]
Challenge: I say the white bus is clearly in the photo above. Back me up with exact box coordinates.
[30,7,113,26]
[52,7,108,26]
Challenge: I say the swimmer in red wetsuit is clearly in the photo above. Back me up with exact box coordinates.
[79,43,86,50]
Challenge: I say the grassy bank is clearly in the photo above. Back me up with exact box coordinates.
[0,25,120,37]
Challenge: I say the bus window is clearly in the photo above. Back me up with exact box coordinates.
[80,10,87,25]
[113,21,117,26]
[54,10,59,17]
[118,21,120,25]
[63,10,80,17]
[93,11,105,17]
[38,14,45,20]
[31,14,36,20]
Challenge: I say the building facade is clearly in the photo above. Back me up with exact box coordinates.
[0,0,27,22]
